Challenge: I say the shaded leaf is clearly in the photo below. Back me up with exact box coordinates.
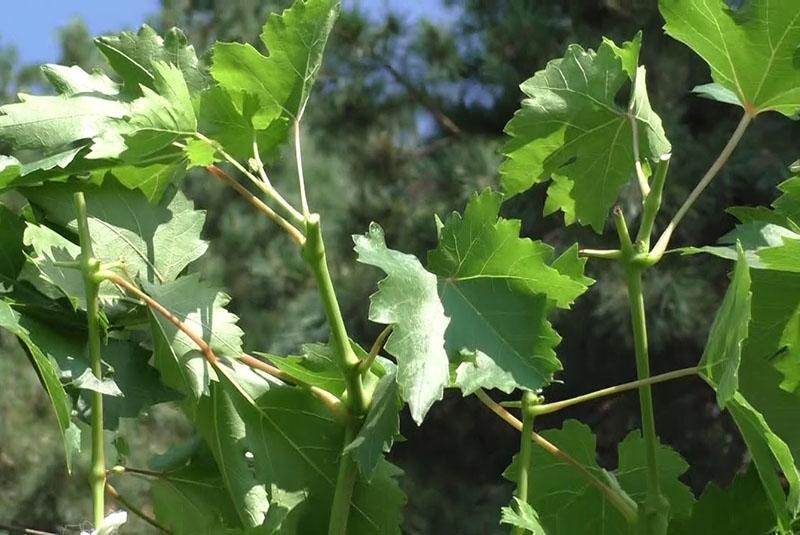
[668,468,775,535]
[698,245,751,408]
[195,378,404,533]
[148,274,243,400]
[344,361,402,478]
[0,301,80,471]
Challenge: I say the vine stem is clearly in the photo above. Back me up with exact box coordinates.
[512,391,537,535]
[532,366,698,416]
[328,425,359,535]
[206,165,306,245]
[625,266,668,534]
[650,112,752,258]
[474,389,637,524]
[301,215,367,535]
[294,120,311,218]
[195,132,304,224]
[106,483,172,534]
[358,325,392,374]
[74,192,106,529]
[102,273,346,420]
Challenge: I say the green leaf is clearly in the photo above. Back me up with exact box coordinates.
[615,430,695,520]
[148,274,244,400]
[692,83,743,107]
[195,378,405,533]
[745,269,800,394]
[0,155,22,188]
[0,94,127,156]
[184,138,217,168]
[23,178,208,285]
[21,222,88,309]
[660,0,800,116]
[503,420,631,534]
[210,0,340,139]
[668,468,776,535]
[501,36,670,231]
[0,301,80,471]
[725,393,799,531]
[0,205,26,281]
[500,498,546,535]
[344,361,402,478]
[152,445,244,534]
[41,64,119,96]
[699,244,751,408]
[75,339,180,429]
[353,222,450,425]
[256,340,365,396]
[428,190,592,393]
[504,420,693,534]
[122,60,197,159]
[109,161,186,202]
[95,25,206,94]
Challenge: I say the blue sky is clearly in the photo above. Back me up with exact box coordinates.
[0,0,456,66]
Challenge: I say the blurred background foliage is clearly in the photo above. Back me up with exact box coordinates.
[1,0,800,533]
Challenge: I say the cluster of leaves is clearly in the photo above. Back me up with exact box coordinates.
[1,0,800,533]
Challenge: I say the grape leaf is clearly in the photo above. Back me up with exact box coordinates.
[503,420,631,534]
[74,339,180,429]
[615,431,695,520]
[195,378,405,533]
[22,222,90,310]
[504,420,693,534]
[0,301,81,471]
[256,340,371,397]
[147,274,244,400]
[109,161,186,202]
[0,155,21,188]
[353,222,450,425]
[210,0,340,145]
[500,498,546,535]
[501,34,670,231]
[41,64,119,96]
[95,25,207,94]
[0,94,127,158]
[725,392,799,532]
[184,138,217,168]
[660,0,800,116]
[668,468,776,535]
[428,190,592,393]
[120,61,197,159]
[23,178,208,285]
[151,445,244,534]
[698,245,751,408]
[0,205,26,281]
[344,361,402,479]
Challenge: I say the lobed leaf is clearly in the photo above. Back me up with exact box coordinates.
[195,378,405,533]
[354,222,450,424]
[147,274,244,400]
[428,190,592,394]
[660,0,800,116]
[503,420,693,534]
[501,34,670,231]
[210,0,340,156]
